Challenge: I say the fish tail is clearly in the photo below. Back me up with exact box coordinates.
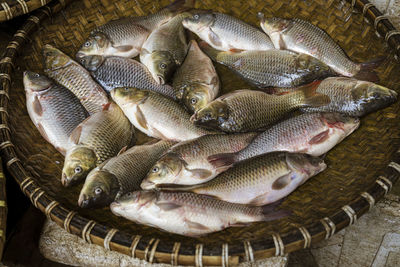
[353,56,386,82]
[260,200,291,222]
[165,0,195,15]
[207,152,238,169]
[296,80,330,108]
[198,41,220,61]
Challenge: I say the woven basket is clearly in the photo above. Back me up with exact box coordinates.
[0,0,54,22]
[1,0,400,265]
[0,158,6,260]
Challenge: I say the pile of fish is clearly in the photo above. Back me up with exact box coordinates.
[23,0,397,237]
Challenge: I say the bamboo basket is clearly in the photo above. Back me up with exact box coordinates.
[0,0,54,22]
[1,0,400,265]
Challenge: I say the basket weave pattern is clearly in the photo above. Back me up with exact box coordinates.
[0,0,400,265]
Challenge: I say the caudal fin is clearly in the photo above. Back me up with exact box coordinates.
[353,56,385,82]
[296,80,330,108]
[165,0,195,15]
[261,200,291,222]
[207,153,237,169]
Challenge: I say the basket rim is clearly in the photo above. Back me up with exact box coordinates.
[1,0,400,265]
[0,0,53,22]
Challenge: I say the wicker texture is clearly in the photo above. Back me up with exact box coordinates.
[0,0,54,22]
[0,158,6,260]
[0,0,400,266]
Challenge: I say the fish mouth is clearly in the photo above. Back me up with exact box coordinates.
[140,180,155,190]
[76,51,86,59]
[157,75,165,85]
[78,194,90,208]
[61,173,78,187]
[110,202,123,215]
[190,113,197,122]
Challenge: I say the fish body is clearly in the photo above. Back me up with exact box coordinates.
[78,140,174,208]
[111,87,214,141]
[200,42,334,88]
[141,133,257,189]
[183,11,274,51]
[259,15,381,81]
[76,0,194,58]
[300,77,397,116]
[79,55,175,99]
[62,103,134,187]
[173,40,220,113]
[158,152,326,206]
[23,71,89,155]
[140,12,190,84]
[192,84,330,133]
[43,45,109,114]
[110,190,287,236]
[208,113,359,169]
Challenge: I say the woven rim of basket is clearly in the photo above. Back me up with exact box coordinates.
[0,0,55,22]
[0,0,400,265]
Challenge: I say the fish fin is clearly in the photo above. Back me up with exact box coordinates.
[36,123,50,143]
[208,30,223,47]
[210,76,219,86]
[248,193,269,206]
[33,96,43,116]
[165,0,195,15]
[271,174,291,190]
[229,222,251,227]
[157,202,182,211]
[117,146,128,156]
[188,169,212,180]
[198,41,220,61]
[229,48,244,53]
[261,204,291,222]
[155,183,196,191]
[152,127,169,140]
[298,80,330,108]
[135,106,148,130]
[360,56,386,71]
[185,220,210,231]
[207,153,237,169]
[69,125,83,145]
[353,56,385,82]
[308,130,330,145]
[114,45,134,52]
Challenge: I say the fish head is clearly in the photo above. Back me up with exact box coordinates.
[182,11,215,32]
[42,44,71,70]
[78,169,120,208]
[111,87,149,107]
[321,113,360,135]
[258,15,292,34]
[145,51,176,85]
[286,153,327,177]
[141,154,184,189]
[181,84,212,113]
[191,100,229,130]
[352,82,398,115]
[78,55,105,71]
[76,33,111,59]
[61,146,98,187]
[23,71,52,92]
[110,191,156,217]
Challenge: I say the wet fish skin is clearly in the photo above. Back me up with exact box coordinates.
[61,103,134,187]
[110,190,288,236]
[258,15,381,81]
[208,113,359,169]
[191,84,330,133]
[76,0,195,59]
[23,71,89,155]
[43,45,109,115]
[141,133,257,189]
[157,152,326,206]
[200,42,334,88]
[79,55,176,99]
[173,40,220,113]
[183,11,274,51]
[140,12,190,84]
[78,140,174,208]
[300,77,398,117]
[111,87,214,141]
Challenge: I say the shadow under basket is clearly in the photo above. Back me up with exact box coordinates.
[1,0,400,265]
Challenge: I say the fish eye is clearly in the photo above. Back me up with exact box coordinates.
[74,166,82,174]
[80,58,86,64]
[95,187,102,195]
[34,73,40,78]
[126,192,132,197]
[152,166,159,173]
[190,98,197,105]
[124,87,129,91]
[205,112,212,119]
[193,14,200,20]
[159,63,167,69]
[84,41,91,47]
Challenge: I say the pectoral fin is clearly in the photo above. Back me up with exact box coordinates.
[135,106,148,130]
[208,29,222,47]
[271,174,291,190]
[185,219,209,231]
[69,125,82,145]
[309,130,329,145]
[189,169,212,180]
[114,45,133,52]
[157,202,182,211]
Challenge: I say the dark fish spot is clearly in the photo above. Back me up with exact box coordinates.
[272,175,291,190]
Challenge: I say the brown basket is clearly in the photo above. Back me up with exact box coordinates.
[0,158,6,260]
[1,0,400,265]
[0,0,54,22]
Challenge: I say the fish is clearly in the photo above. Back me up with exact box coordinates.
[110,190,289,236]
[258,14,383,82]
[23,71,89,155]
[61,103,134,187]
[157,152,327,206]
[191,82,330,133]
[79,55,176,99]
[208,113,359,169]
[182,11,274,51]
[141,133,257,189]
[299,77,398,117]
[78,140,174,208]
[140,12,190,84]
[42,45,109,115]
[199,42,334,88]
[173,40,220,113]
[111,87,215,141]
[76,0,195,59]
